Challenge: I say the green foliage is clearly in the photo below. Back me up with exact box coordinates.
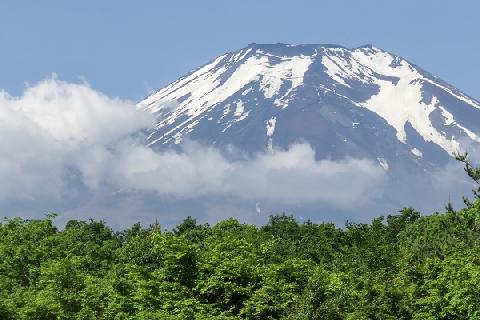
[454,152,480,207]
[2,202,480,318]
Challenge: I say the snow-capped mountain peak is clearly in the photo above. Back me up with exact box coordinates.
[139,43,480,172]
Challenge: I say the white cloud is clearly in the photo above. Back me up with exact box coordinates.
[0,77,386,212]
[4,77,476,226]
[0,76,153,201]
[111,142,386,207]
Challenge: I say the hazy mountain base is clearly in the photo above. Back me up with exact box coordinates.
[3,143,474,231]
[1,198,480,319]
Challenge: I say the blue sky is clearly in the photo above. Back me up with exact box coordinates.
[1,0,479,101]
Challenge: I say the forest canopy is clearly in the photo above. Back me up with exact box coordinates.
[1,201,480,319]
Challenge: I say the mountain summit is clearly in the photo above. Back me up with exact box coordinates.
[139,43,480,175]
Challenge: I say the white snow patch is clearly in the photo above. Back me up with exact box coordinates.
[265,116,277,151]
[140,54,228,113]
[266,116,277,137]
[234,48,252,63]
[352,49,460,155]
[242,87,252,95]
[234,100,245,117]
[321,48,376,86]
[173,133,183,144]
[411,148,423,157]
[430,105,479,142]
[424,79,480,110]
[456,124,480,143]
[260,55,312,99]
[236,111,249,121]
[322,55,351,87]
[438,105,455,125]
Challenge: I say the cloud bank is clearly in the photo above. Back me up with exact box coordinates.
[0,77,387,217]
[2,77,477,228]
[0,77,153,202]
[112,142,386,206]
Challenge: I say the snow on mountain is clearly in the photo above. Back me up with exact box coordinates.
[139,43,480,174]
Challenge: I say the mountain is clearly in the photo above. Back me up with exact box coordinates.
[139,43,480,176]
[136,43,480,215]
